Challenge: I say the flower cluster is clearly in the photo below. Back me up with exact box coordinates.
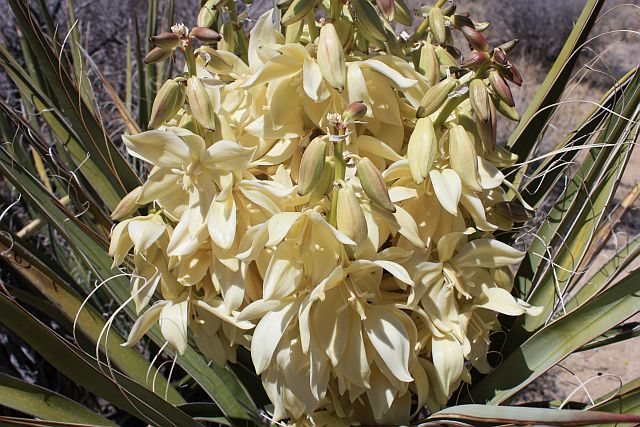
[110,3,539,424]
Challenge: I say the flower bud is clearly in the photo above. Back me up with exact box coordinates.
[489,70,514,107]
[317,23,346,91]
[394,0,413,26]
[352,0,388,42]
[474,20,490,31]
[503,61,523,86]
[342,101,368,123]
[469,79,491,122]
[429,7,446,45]
[149,78,186,129]
[150,32,181,50]
[493,95,520,121]
[356,157,395,212]
[476,99,496,152]
[186,76,217,129]
[440,0,456,16]
[492,47,509,66]
[309,158,335,201]
[336,186,368,244]
[434,45,458,68]
[496,39,519,55]
[110,187,141,220]
[375,0,395,21]
[449,14,473,30]
[460,25,489,52]
[417,43,439,86]
[297,137,327,196]
[197,1,219,28]
[417,76,456,118]
[281,0,317,26]
[191,27,222,44]
[144,47,173,64]
[460,50,490,69]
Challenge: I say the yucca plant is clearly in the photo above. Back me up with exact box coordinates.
[0,0,639,425]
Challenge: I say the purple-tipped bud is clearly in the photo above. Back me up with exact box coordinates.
[504,61,523,86]
[489,70,515,107]
[342,101,368,122]
[492,47,508,66]
[150,32,181,49]
[460,50,490,68]
[144,47,173,64]
[460,25,489,52]
[190,27,222,44]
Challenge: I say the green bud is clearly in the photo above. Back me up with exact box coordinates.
[110,187,141,220]
[440,0,456,16]
[297,137,327,196]
[144,47,173,64]
[357,157,395,212]
[429,7,446,45]
[351,0,388,42]
[337,185,368,244]
[469,79,491,122]
[197,2,219,28]
[186,76,218,129]
[492,93,519,121]
[375,0,395,21]
[417,77,457,118]
[476,99,496,152]
[417,43,439,86]
[149,78,186,129]
[495,39,519,55]
[393,0,413,26]
[281,0,317,26]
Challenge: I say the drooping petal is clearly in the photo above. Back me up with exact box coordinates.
[207,195,237,250]
[451,238,525,268]
[363,305,413,383]
[431,334,464,397]
[123,130,192,167]
[159,300,189,355]
[430,169,461,216]
[262,244,303,300]
[122,301,166,347]
[251,301,299,374]
[202,140,255,170]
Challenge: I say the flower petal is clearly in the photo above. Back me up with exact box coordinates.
[363,305,413,382]
[123,130,192,167]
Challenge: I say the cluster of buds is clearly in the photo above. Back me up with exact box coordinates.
[111,1,537,424]
[144,23,221,64]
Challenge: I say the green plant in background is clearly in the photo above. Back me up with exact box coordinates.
[0,0,639,425]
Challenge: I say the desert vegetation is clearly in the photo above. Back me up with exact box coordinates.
[0,0,639,425]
